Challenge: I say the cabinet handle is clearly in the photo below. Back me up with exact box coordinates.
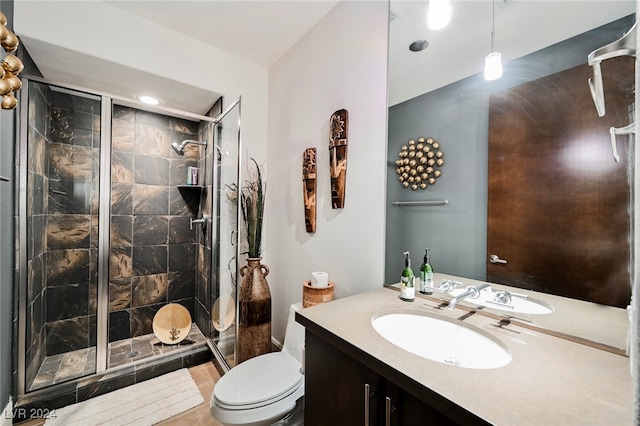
[0,176,9,182]
[385,396,392,426]
[364,384,370,426]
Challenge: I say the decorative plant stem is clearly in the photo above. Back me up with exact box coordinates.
[240,158,265,258]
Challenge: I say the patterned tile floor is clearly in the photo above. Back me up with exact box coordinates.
[30,324,206,391]
[18,362,223,426]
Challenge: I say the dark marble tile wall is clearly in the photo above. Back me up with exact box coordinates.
[25,92,208,387]
[43,90,101,357]
[195,99,222,341]
[108,105,202,342]
[25,81,51,389]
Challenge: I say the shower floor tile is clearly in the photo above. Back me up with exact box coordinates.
[29,324,205,392]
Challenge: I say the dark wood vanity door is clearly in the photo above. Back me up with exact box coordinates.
[305,331,384,425]
[487,58,633,308]
[304,331,483,425]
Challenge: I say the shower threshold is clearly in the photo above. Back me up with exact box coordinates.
[29,323,206,392]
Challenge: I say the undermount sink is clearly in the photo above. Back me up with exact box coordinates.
[448,288,554,315]
[372,310,511,369]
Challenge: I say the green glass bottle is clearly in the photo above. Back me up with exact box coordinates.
[400,251,415,301]
[420,248,434,295]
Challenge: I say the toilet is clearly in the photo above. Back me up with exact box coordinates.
[210,303,305,426]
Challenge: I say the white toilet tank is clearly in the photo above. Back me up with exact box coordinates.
[282,303,305,365]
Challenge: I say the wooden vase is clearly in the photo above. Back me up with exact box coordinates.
[238,257,272,364]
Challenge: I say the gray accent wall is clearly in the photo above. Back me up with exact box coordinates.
[385,14,635,285]
[1,0,15,413]
[0,89,15,414]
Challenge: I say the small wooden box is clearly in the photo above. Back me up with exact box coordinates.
[303,281,335,308]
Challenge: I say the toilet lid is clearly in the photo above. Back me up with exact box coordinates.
[215,352,303,409]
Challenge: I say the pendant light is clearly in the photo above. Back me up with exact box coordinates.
[428,0,451,30]
[484,0,503,81]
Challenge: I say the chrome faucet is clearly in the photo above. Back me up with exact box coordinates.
[448,284,490,310]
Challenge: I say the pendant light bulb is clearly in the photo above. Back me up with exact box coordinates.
[484,0,502,81]
[484,52,503,81]
[427,0,452,30]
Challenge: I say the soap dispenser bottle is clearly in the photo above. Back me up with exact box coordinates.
[400,251,415,301]
[419,248,434,295]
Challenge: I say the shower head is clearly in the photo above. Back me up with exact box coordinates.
[171,139,208,156]
[171,142,185,156]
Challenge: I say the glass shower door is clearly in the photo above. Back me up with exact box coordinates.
[210,99,241,369]
[21,81,101,392]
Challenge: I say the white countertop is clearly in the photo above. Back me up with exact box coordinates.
[297,287,634,425]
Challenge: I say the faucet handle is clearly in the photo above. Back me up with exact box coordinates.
[189,215,209,230]
[438,279,462,292]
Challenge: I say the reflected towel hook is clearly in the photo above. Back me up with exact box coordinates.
[587,22,637,117]
[588,62,606,117]
[609,122,635,162]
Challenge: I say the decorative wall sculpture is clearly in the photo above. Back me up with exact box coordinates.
[302,147,317,233]
[0,11,22,110]
[329,109,348,208]
[394,136,445,190]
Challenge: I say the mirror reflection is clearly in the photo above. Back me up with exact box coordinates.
[385,0,635,350]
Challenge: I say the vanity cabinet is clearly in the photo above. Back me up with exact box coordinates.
[304,331,481,426]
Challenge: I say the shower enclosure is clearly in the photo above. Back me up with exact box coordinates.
[16,77,242,399]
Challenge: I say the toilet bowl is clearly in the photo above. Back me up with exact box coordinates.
[210,303,305,426]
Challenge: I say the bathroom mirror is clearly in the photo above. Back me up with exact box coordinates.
[385,0,635,352]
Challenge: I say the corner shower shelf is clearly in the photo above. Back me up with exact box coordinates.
[177,185,203,190]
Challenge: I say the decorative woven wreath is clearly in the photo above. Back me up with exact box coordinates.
[394,137,444,190]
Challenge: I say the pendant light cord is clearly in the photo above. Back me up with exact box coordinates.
[491,0,496,52]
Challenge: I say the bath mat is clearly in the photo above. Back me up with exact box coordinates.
[45,368,204,426]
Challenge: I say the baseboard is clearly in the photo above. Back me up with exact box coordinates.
[1,397,12,426]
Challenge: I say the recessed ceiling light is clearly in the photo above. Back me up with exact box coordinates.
[409,40,429,52]
[138,95,160,105]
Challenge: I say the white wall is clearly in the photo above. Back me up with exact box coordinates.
[13,0,268,162]
[265,0,389,341]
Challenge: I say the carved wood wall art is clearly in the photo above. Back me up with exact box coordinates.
[303,147,317,233]
[395,136,445,190]
[329,109,348,208]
